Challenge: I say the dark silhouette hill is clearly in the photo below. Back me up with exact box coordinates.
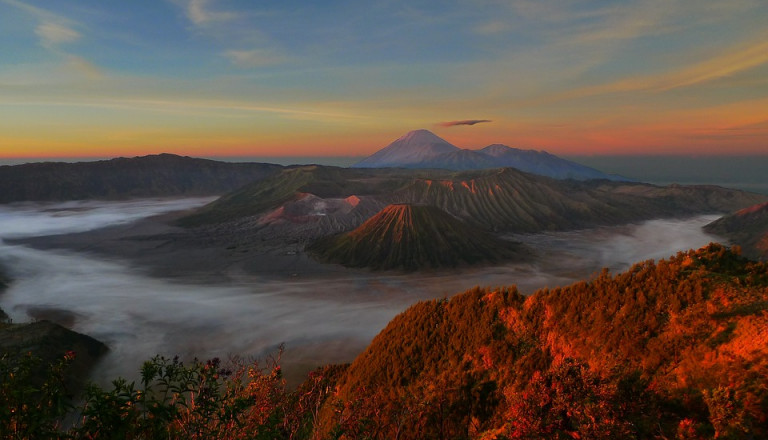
[352,129,625,180]
[0,154,282,203]
[308,204,525,270]
[0,275,107,390]
[318,244,768,438]
[706,201,768,260]
[0,320,107,383]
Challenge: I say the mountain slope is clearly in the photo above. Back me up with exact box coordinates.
[179,165,768,245]
[178,165,414,227]
[0,154,282,203]
[705,201,768,260]
[353,129,458,168]
[479,143,623,180]
[308,204,524,270]
[318,244,768,438]
[411,148,498,170]
[390,168,768,232]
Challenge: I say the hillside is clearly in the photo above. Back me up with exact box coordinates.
[177,165,413,227]
[5,245,768,438]
[478,143,622,180]
[0,154,282,203]
[308,204,525,270]
[706,201,768,260]
[353,129,458,168]
[318,244,768,439]
[180,166,768,239]
[393,171,768,232]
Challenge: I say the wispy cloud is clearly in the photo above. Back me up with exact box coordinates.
[658,39,768,90]
[3,0,104,80]
[65,55,104,80]
[223,49,288,67]
[437,119,492,127]
[4,0,81,49]
[182,0,234,25]
[473,20,511,35]
[172,0,283,68]
[2,96,366,122]
[521,34,768,107]
[35,22,80,48]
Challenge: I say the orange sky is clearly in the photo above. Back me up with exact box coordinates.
[1,0,767,158]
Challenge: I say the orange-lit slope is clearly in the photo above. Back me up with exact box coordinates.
[321,244,768,438]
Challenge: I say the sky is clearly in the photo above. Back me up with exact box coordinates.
[1,0,767,159]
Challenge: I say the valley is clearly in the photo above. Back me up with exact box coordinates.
[0,195,731,387]
[1,150,766,438]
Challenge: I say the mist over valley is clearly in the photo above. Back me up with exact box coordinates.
[0,197,729,384]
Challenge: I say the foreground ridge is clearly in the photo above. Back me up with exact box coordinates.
[319,243,768,439]
[3,244,768,439]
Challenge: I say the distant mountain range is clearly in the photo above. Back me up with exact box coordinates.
[177,165,768,270]
[0,154,282,203]
[353,129,627,181]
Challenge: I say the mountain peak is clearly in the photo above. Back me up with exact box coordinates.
[398,129,446,142]
[480,144,514,157]
[353,130,625,181]
[393,129,454,148]
[352,129,458,168]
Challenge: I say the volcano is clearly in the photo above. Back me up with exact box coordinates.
[352,129,459,168]
[307,203,524,271]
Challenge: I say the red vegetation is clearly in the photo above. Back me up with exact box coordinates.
[318,244,768,439]
[5,244,768,439]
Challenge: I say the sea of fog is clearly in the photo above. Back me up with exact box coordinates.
[0,199,726,384]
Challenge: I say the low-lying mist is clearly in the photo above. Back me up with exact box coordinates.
[0,199,725,384]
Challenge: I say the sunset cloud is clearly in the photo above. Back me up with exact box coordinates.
[438,119,492,127]
[518,33,768,109]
